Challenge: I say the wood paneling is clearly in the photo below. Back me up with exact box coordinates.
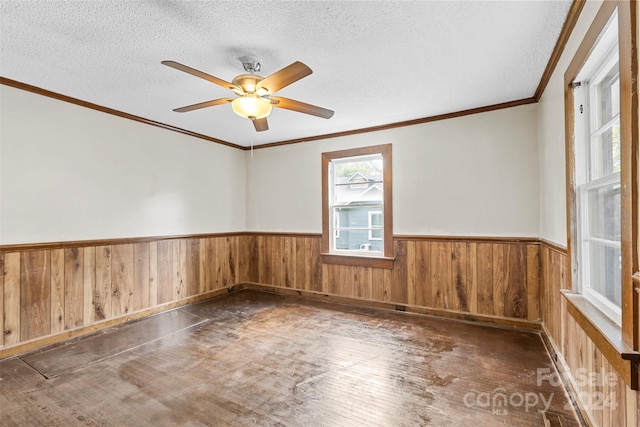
[83,247,96,325]
[476,243,494,315]
[451,241,468,312]
[111,244,134,317]
[0,254,3,348]
[391,240,408,304]
[50,249,65,334]
[0,235,242,359]
[157,240,173,304]
[4,252,21,345]
[504,244,527,319]
[148,242,158,307]
[249,234,541,321]
[133,243,150,312]
[540,241,639,426]
[526,244,540,321]
[64,248,83,330]
[20,251,51,341]
[94,246,112,322]
[186,239,199,297]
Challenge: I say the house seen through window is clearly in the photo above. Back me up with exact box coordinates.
[332,158,384,253]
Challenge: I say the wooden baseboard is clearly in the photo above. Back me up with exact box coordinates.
[539,324,592,427]
[0,286,239,360]
[240,282,543,332]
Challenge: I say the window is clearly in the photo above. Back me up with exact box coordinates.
[573,11,621,324]
[564,0,639,389]
[321,144,393,268]
[368,211,382,240]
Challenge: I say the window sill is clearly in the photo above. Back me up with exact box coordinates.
[561,290,640,390]
[320,253,395,269]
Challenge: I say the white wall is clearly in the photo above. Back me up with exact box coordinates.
[246,103,539,237]
[0,85,246,244]
[537,0,603,247]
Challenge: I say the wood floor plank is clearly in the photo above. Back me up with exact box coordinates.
[20,309,206,379]
[1,290,581,427]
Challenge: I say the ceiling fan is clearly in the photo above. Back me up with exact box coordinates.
[162,58,334,132]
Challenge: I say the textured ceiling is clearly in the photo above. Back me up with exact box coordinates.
[0,1,572,147]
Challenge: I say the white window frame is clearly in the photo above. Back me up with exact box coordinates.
[368,211,382,241]
[573,11,621,325]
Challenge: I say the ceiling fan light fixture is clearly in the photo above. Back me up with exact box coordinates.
[231,94,272,120]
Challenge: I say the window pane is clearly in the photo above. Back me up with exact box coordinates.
[368,211,382,240]
[588,242,621,307]
[332,207,383,252]
[333,157,383,206]
[587,183,620,240]
[595,63,619,128]
[590,121,620,180]
[331,154,384,253]
[371,213,382,227]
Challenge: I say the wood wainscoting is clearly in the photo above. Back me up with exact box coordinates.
[2,232,541,359]
[243,234,541,324]
[0,235,248,358]
[539,241,639,427]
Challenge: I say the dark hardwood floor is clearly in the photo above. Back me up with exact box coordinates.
[0,290,580,426]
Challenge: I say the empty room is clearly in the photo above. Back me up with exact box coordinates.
[1,1,639,426]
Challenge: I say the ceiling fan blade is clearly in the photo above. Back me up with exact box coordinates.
[256,61,312,94]
[162,60,240,92]
[270,96,334,119]
[173,98,234,113]
[252,117,269,132]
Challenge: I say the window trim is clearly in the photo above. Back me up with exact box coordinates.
[368,211,383,241]
[563,0,639,389]
[321,144,394,269]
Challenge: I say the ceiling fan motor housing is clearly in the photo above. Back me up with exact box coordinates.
[232,74,267,95]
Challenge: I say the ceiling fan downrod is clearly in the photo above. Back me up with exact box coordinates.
[239,55,261,74]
